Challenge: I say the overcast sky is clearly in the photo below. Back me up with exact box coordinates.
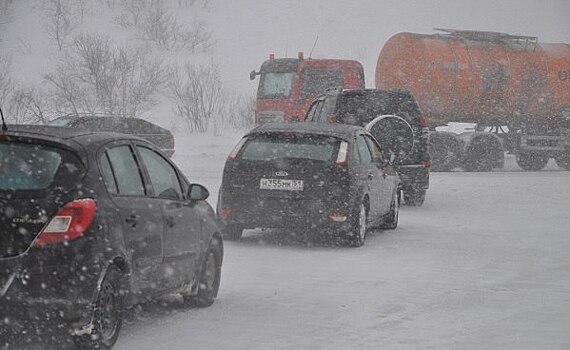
[208,0,570,91]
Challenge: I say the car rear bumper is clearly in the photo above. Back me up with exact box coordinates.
[219,196,355,233]
[0,250,102,325]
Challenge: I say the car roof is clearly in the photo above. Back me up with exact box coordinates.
[4,124,150,149]
[248,122,366,140]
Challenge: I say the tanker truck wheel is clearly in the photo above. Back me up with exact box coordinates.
[461,136,503,172]
[516,152,549,171]
[428,131,462,172]
[554,153,570,170]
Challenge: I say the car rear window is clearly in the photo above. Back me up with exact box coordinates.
[0,142,82,191]
[239,133,341,163]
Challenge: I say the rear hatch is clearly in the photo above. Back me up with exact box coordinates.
[222,132,349,221]
[0,136,85,258]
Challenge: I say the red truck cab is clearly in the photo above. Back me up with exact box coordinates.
[251,52,365,125]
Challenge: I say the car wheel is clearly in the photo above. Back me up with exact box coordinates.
[222,225,244,241]
[349,203,367,247]
[74,266,124,350]
[381,189,400,229]
[403,188,426,207]
[183,237,223,307]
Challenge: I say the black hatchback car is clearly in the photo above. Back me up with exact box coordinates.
[0,125,222,349]
[49,115,176,157]
[305,88,430,206]
[217,122,401,247]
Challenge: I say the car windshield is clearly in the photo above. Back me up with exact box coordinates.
[0,143,64,190]
[240,133,340,163]
[48,117,74,127]
[258,72,295,98]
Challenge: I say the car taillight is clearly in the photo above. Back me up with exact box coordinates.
[421,160,431,169]
[219,208,232,219]
[228,137,248,161]
[336,141,349,165]
[327,114,337,123]
[418,115,428,128]
[34,199,97,247]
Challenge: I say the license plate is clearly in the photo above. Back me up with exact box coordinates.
[260,178,304,191]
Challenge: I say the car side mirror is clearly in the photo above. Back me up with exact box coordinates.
[250,70,258,81]
[188,183,209,201]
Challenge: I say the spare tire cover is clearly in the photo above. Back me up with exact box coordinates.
[366,115,414,163]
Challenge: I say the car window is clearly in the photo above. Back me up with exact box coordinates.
[240,133,340,163]
[356,135,372,164]
[137,146,183,200]
[0,143,63,190]
[364,135,385,163]
[106,145,145,196]
[99,153,118,195]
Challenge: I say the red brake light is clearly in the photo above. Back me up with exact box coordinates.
[421,160,431,169]
[336,141,349,165]
[327,114,337,123]
[34,199,97,247]
[418,115,428,128]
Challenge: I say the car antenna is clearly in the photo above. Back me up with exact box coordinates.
[0,107,7,132]
[308,36,319,59]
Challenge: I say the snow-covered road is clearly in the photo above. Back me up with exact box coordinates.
[110,135,570,350]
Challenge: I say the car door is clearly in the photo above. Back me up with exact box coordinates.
[100,143,164,294]
[135,145,201,289]
[354,134,384,222]
[364,134,397,215]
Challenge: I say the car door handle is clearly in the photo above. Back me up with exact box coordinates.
[125,214,139,228]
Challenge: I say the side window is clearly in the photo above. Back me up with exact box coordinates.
[137,146,183,200]
[356,135,372,164]
[106,145,146,196]
[99,153,118,195]
[364,135,385,163]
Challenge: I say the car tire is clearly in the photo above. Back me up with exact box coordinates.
[349,203,367,247]
[222,225,244,241]
[403,188,426,207]
[183,237,223,307]
[74,266,124,350]
[381,190,400,229]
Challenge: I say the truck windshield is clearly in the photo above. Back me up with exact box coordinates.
[301,68,343,100]
[259,72,295,98]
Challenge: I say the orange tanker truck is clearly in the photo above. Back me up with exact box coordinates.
[376,29,570,171]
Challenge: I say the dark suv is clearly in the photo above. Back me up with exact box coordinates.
[49,115,176,157]
[0,125,222,349]
[305,88,430,206]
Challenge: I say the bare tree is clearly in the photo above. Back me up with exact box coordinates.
[168,62,254,134]
[44,33,166,117]
[168,62,222,133]
[6,87,49,124]
[39,0,78,51]
[0,55,13,108]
